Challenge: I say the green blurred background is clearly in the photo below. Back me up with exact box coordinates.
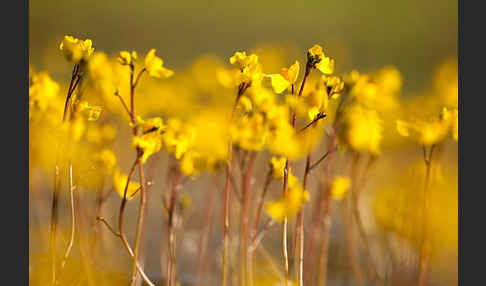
[29,0,457,92]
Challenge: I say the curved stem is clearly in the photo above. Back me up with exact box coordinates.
[59,164,75,273]
[129,158,147,286]
[117,156,154,286]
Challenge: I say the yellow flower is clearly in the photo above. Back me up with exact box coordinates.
[94,149,117,174]
[307,44,335,74]
[229,51,263,86]
[141,117,166,134]
[162,118,196,159]
[29,71,60,113]
[269,61,300,94]
[118,50,138,65]
[180,151,207,176]
[270,156,287,179]
[59,35,94,64]
[77,100,102,121]
[322,75,344,99]
[266,184,309,221]
[236,96,253,113]
[330,176,350,200]
[396,108,456,146]
[132,133,162,163]
[230,113,268,151]
[229,51,258,69]
[144,49,174,78]
[113,169,140,200]
[340,104,383,155]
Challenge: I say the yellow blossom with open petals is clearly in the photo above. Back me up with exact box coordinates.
[133,133,162,163]
[144,49,174,78]
[59,35,94,64]
[229,51,263,86]
[118,50,138,65]
[307,44,334,74]
[269,61,300,93]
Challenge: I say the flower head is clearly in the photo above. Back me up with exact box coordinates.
[229,51,263,86]
[144,49,174,78]
[307,45,334,74]
[59,35,94,64]
[269,61,300,94]
[118,50,138,66]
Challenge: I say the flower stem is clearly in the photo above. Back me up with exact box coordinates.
[239,152,257,286]
[418,144,435,286]
[58,163,75,274]
[222,82,247,286]
[166,167,181,286]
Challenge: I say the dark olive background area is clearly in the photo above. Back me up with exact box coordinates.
[29,0,457,93]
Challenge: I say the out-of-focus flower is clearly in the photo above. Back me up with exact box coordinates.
[330,176,350,200]
[93,149,117,174]
[162,118,196,159]
[113,169,141,200]
[29,71,60,114]
[144,49,174,78]
[266,184,309,221]
[339,104,384,155]
[77,100,102,121]
[270,156,287,179]
[396,107,458,145]
[59,35,94,64]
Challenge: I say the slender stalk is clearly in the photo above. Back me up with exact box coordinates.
[295,154,311,286]
[59,164,75,272]
[350,154,379,282]
[50,154,62,285]
[252,170,272,242]
[222,159,232,286]
[130,156,148,286]
[316,187,332,286]
[240,152,257,286]
[222,82,248,286]
[50,63,80,285]
[281,63,311,285]
[166,167,181,286]
[116,156,155,286]
[306,129,336,286]
[418,144,435,286]
[195,188,217,286]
